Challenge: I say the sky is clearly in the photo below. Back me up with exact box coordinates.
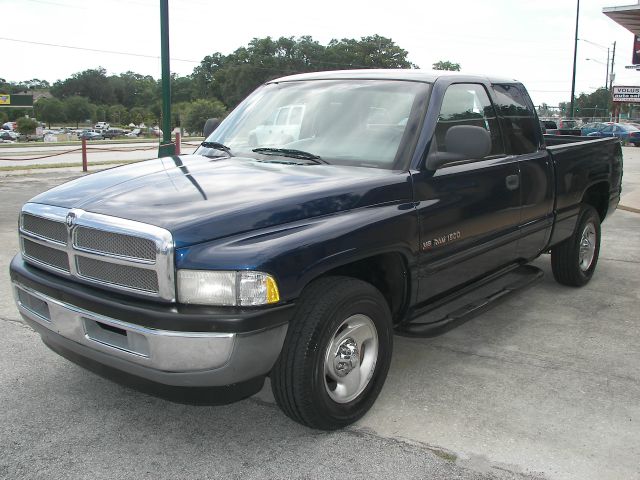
[1,0,638,107]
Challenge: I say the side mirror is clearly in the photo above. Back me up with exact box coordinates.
[426,125,492,170]
[203,118,221,138]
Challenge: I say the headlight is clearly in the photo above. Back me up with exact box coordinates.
[177,270,280,306]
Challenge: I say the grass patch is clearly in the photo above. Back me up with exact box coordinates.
[429,448,458,463]
[0,137,204,149]
[0,159,140,172]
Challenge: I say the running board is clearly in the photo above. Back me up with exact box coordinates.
[396,265,544,338]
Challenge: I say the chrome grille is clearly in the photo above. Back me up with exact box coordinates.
[75,227,156,261]
[76,256,159,293]
[22,238,70,272]
[22,214,67,244]
[19,204,175,301]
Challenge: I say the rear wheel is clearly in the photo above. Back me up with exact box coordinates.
[270,276,393,430]
[551,204,601,286]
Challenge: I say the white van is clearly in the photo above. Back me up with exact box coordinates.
[249,105,305,146]
[94,122,110,131]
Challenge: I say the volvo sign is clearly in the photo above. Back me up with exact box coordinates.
[612,86,640,103]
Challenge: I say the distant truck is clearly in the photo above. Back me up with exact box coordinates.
[248,104,305,146]
[94,122,110,131]
[543,118,582,136]
[11,70,623,430]
[102,128,125,139]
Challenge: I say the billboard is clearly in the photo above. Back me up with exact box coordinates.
[0,94,34,107]
[612,86,640,103]
[634,35,640,65]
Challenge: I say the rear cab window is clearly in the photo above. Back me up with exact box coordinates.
[491,84,541,154]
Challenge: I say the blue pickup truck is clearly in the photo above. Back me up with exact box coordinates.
[10,70,623,430]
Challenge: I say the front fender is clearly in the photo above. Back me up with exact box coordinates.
[175,202,420,302]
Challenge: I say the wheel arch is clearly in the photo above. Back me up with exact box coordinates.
[300,251,412,325]
[581,181,610,221]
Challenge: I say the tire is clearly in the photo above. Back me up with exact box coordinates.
[551,204,601,287]
[271,276,393,430]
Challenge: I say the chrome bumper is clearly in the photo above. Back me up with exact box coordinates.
[13,282,288,387]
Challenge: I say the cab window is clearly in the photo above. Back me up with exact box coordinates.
[492,84,540,154]
[434,83,504,157]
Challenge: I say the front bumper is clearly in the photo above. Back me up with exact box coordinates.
[10,254,292,400]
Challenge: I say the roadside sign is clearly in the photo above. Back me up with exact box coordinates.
[612,86,640,103]
[0,94,34,107]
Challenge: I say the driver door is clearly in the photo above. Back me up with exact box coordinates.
[412,83,522,305]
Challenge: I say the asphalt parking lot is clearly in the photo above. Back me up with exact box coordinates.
[1,150,639,480]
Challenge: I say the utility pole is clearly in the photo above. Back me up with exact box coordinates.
[605,47,610,90]
[610,41,616,121]
[609,41,616,91]
[158,0,176,158]
[570,0,580,118]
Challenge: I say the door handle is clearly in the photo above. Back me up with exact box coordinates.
[505,174,519,191]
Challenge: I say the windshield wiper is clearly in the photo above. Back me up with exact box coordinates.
[201,141,233,155]
[252,148,329,164]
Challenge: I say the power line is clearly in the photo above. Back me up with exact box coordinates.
[21,0,85,8]
[0,36,199,63]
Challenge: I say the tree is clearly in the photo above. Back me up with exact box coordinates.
[432,60,461,71]
[64,96,95,127]
[129,106,153,126]
[574,88,611,119]
[51,67,116,104]
[182,99,227,135]
[16,117,38,135]
[108,104,129,125]
[0,110,7,124]
[34,97,66,127]
[194,35,417,107]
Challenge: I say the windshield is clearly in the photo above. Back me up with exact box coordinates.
[199,80,430,169]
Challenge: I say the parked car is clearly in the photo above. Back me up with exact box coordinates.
[94,122,110,131]
[581,122,613,136]
[102,128,125,139]
[587,122,640,145]
[10,70,623,430]
[78,131,104,140]
[125,128,141,137]
[0,130,19,141]
[17,132,44,142]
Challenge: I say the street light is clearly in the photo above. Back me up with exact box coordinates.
[585,57,609,90]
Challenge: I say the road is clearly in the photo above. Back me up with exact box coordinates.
[0,140,200,167]
[1,148,639,479]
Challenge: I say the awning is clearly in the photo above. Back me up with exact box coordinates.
[603,3,640,35]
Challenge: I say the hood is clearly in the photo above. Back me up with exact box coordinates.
[30,155,412,246]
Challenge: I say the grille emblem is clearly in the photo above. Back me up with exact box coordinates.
[66,212,76,228]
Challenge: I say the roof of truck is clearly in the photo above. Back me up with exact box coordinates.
[269,69,520,84]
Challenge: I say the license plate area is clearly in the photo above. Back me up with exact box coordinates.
[82,318,150,357]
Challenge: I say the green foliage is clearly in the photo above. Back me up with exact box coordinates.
[432,60,461,71]
[108,104,129,125]
[16,117,38,135]
[34,97,66,127]
[192,35,416,107]
[7,35,416,130]
[182,99,227,135]
[51,67,115,104]
[0,110,7,124]
[574,88,611,118]
[94,106,107,123]
[63,96,95,127]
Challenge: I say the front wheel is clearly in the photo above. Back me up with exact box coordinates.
[270,276,393,430]
[551,204,601,286]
